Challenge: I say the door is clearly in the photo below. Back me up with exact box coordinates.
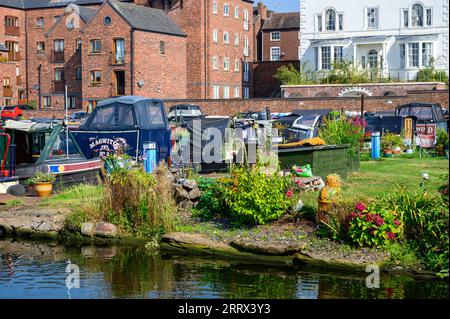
[113,71,125,96]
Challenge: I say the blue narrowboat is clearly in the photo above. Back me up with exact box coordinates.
[72,96,171,164]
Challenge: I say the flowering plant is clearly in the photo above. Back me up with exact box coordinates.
[346,202,403,247]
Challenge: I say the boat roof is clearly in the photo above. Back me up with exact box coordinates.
[97,96,163,107]
[3,120,57,133]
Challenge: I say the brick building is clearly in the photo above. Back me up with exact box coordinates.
[0,0,254,113]
[253,2,299,62]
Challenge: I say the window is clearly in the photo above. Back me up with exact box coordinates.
[270,47,281,61]
[87,100,98,113]
[54,39,64,52]
[213,1,218,14]
[317,15,322,32]
[403,9,409,27]
[213,29,218,43]
[54,16,61,23]
[412,3,424,27]
[68,96,77,109]
[5,16,18,27]
[224,58,230,71]
[223,86,230,99]
[367,7,379,29]
[321,46,331,70]
[36,17,44,28]
[159,41,166,55]
[243,87,250,99]
[314,47,319,70]
[37,41,45,52]
[3,77,10,87]
[408,43,419,67]
[334,46,343,64]
[243,62,250,82]
[426,8,432,26]
[234,33,239,46]
[104,16,112,26]
[234,86,240,98]
[224,4,230,16]
[90,70,102,84]
[43,96,52,108]
[212,56,218,70]
[368,49,378,68]
[422,42,432,67]
[338,14,343,30]
[270,32,281,41]
[235,6,239,18]
[243,9,249,30]
[325,9,336,31]
[75,38,82,52]
[223,31,229,44]
[54,68,65,81]
[113,38,125,64]
[234,59,240,72]
[400,43,406,68]
[212,85,220,99]
[76,67,82,80]
[89,39,101,53]
[362,56,366,69]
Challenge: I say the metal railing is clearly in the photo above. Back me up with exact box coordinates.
[52,50,65,63]
[53,80,65,93]
[111,51,125,65]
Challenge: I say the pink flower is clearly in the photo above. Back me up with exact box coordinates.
[286,190,293,198]
[386,232,396,240]
[296,180,302,187]
[355,202,366,212]
[394,220,401,226]
[296,168,303,173]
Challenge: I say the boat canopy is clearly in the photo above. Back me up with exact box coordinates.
[79,96,167,131]
[3,120,54,133]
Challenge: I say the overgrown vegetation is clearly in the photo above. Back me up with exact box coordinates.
[416,60,449,86]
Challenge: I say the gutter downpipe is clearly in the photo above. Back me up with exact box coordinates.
[25,10,29,103]
[204,0,208,99]
[131,29,135,96]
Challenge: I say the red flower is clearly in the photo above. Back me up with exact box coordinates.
[394,220,401,226]
[296,180,302,187]
[355,202,366,212]
[386,232,396,240]
[286,189,293,198]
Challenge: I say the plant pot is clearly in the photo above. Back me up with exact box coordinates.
[383,150,393,158]
[34,182,53,198]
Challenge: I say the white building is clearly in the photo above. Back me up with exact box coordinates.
[299,0,449,80]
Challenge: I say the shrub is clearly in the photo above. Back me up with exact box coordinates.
[223,166,295,225]
[347,202,403,247]
[192,177,230,220]
[318,114,365,159]
[102,164,176,236]
[381,132,404,151]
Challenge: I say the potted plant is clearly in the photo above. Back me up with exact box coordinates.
[26,172,56,197]
[435,129,449,157]
[381,132,403,157]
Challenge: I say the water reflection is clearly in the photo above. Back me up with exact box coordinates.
[0,239,448,299]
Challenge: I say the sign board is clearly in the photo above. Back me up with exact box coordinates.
[416,124,436,137]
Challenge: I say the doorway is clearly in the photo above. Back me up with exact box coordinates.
[113,71,125,96]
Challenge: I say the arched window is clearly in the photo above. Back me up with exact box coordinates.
[315,92,330,98]
[325,9,336,31]
[412,3,424,27]
[368,49,378,68]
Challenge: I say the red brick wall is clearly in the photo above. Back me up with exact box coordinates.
[163,90,449,116]
[282,82,448,98]
[262,28,299,62]
[0,60,17,105]
[253,60,300,98]
[0,6,26,104]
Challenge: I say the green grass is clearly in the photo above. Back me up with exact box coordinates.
[4,199,24,208]
[302,156,449,207]
[40,184,104,208]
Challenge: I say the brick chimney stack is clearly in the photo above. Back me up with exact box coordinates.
[257,2,268,20]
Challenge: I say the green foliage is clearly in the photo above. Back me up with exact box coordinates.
[347,204,403,247]
[322,60,382,84]
[4,199,24,208]
[103,165,177,237]
[416,62,449,85]
[192,177,229,220]
[378,187,449,274]
[274,63,315,85]
[318,115,365,158]
[436,129,449,148]
[223,166,295,225]
[26,172,56,185]
[381,132,404,151]
[384,242,422,269]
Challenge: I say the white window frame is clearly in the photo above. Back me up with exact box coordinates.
[243,9,249,30]
[235,6,239,19]
[338,14,344,31]
[408,42,420,68]
[223,31,229,44]
[43,96,52,108]
[213,1,218,14]
[316,14,323,32]
[426,8,432,26]
[213,29,218,43]
[224,3,230,17]
[243,87,250,99]
[325,9,336,31]
[421,42,433,67]
[367,6,379,29]
[212,85,220,99]
[270,31,281,41]
[234,59,240,72]
[334,46,343,64]
[270,47,281,61]
[224,57,230,71]
[223,86,230,99]
[321,46,331,70]
[411,3,424,27]
[212,56,219,70]
[402,9,409,28]
[234,86,240,98]
[234,33,239,46]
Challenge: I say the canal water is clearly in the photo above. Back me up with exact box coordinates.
[0,239,448,299]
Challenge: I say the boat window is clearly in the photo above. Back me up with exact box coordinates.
[434,106,445,121]
[46,132,80,161]
[117,104,135,127]
[296,115,317,127]
[410,107,433,120]
[148,106,165,126]
[90,106,116,127]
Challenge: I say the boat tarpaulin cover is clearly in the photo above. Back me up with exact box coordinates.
[4,120,54,133]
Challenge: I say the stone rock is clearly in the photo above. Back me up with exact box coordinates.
[230,239,307,256]
[174,186,190,201]
[189,188,202,201]
[179,201,194,210]
[81,222,96,237]
[182,179,197,190]
[94,222,118,238]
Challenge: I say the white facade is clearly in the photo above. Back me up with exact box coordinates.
[299,0,449,80]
